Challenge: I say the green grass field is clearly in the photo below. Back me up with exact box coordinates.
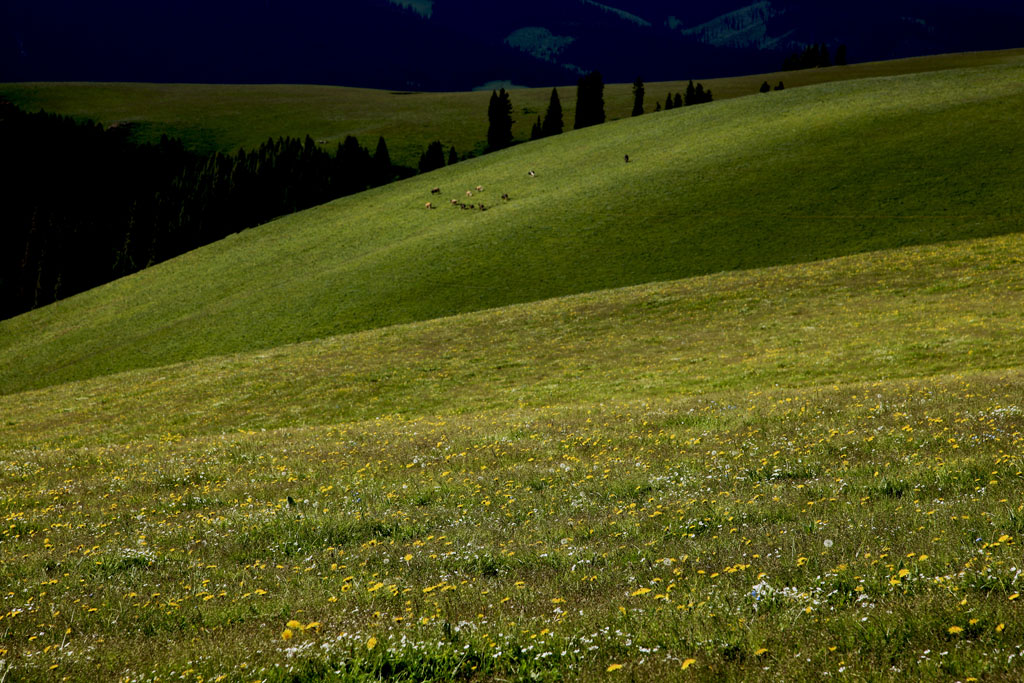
[2,52,1024,681]
[2,60,1023,396]
[1,230,1023,680]
[2,48,1021,166]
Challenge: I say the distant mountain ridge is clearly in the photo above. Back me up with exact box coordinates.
[2,0,1022,89]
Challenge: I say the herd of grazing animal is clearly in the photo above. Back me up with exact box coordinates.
[425,182,519,212]
[423,170,539,210]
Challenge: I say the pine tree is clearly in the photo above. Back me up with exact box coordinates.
[631,77,644,116]
[695,83,707,103]
[819,44,831,68]
[760,80,771,93]
[574,71,605,130]
[487,88,514,151]
[541,88,563,137]
[774,81,785,91]
[664,93,673,111]
[684,80,696,106]
[372,136,392,185]
[418,140,445,173]
[448,145,458,165]
[530,116,543,140]
[673,92,683,109]
[655,101,661,112]
[835,44,847,66]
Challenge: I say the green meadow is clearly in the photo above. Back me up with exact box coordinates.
[2,60,1023,396]
[1,53,1024,681]
[2,48,1021,166]
[1,230,1023,681]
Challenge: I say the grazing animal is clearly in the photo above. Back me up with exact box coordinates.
[425,201,434,209]
[431,187,441,194]
[624,154,629,163]
[479,204,486,211]
[528,170,536,177]
[475,185,484,192]
[450,198,459,205]
[501,193,510,201]
[466,190,473,197]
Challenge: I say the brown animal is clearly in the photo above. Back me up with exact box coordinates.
[475,185,484,192]
[450,198,459,205]
[501,193,510,201]
[425,202,434,209]
[466,190,473,197]
[431,187,441,194]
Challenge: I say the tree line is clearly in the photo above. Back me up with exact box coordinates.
[4,69,720,319]
[0,102,413,319]
[489,72,714,151]
[783,43,847,71]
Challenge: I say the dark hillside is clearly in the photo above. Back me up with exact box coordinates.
[4,1,1022,90]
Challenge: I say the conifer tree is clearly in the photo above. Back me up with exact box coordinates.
[664,93,673,111]
[541,87,563,137]
[574,71,605,130]
[530,116,542,140]
[684,80,696,106]
[774,81,785,91]
[487,88,514,151]
[374,135,391,169]
[418,140,446,173]
[760,80,771,93]
[673,92,683,108]
[835,44,847,66]
[448,145,458,165]
[372,136,392,185]
[631,77,645,116]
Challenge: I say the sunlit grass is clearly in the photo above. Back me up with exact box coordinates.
[2,60,1023,395]
[1,229,1023,680]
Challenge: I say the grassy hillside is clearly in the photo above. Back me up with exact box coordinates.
[2,48,1021,166]
[1,61,1022,396]
[1,231,1022,680]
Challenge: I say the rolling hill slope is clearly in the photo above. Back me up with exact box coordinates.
[3,229,1022,450]
[3,48,1021,165]
[1,218,1023,680]
[1,61,1022,395]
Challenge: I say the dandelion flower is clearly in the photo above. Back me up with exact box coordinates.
[286,620,302,630]
[682,658,696,670]
[1009,593,1020,601]
[281,629,293,640]
[948,626,963,634]
[606,664,623,672]
[367,636,378,650]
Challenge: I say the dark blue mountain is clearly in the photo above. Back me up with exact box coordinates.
[2,1,1022,89]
